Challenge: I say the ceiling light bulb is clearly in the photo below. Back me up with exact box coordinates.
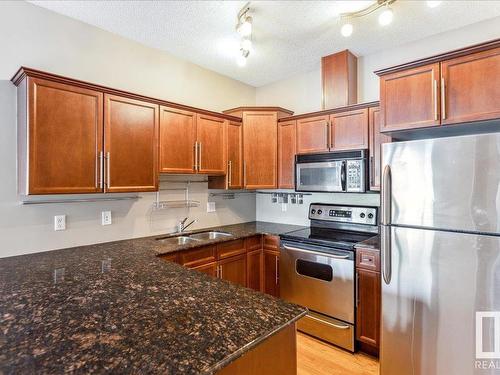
[378,7,393,26]
[237,16,252,37]
[340,23,353,37]
[426,1,442,8]
[241,38,252,51]
[236,55,247,67]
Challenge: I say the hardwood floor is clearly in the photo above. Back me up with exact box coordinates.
[297,332,379,375]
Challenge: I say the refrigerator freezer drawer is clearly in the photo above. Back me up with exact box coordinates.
[297,311,355,352]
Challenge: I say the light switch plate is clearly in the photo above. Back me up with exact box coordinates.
[54,215,66,231]
[207,202,216,213]
[101,211,112,225]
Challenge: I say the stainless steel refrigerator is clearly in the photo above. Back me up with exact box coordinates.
[380,133,500,375]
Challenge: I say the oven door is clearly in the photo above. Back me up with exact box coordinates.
[280,240,355,324]
[295,160,345,192]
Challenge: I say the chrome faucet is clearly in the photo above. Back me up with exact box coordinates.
[177,217,197,233]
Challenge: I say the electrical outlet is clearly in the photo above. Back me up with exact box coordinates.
[101,211,112,226]
[54,215,66,231]
[207,202,216,213]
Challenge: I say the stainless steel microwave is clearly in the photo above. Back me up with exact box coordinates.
[295,150,367,193]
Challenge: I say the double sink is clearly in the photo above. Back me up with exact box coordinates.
[156,231,233,246]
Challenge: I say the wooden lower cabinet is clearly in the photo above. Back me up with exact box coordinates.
[356,246,381,354]
[247,249,262,292]
[263,250,280,298]
[219,254,247,287]
[193,262,218,277]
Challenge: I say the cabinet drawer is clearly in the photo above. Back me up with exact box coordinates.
[263,235,280,252]
[217,239,246,260]
[180,245,216,268]
[356,247,380,272]
[245,235,262,252]
[159,252,179,264]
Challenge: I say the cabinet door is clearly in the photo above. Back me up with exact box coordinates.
[197,114,225,175]
[192,262,218,278]
[227,121,243,189]
[26,77,103,194]
[441,47,500,125]
[159,106,196,174]
[330,108,369,151]
[104,95,159,192]
[243,111,278,189]
[278,120,297,189]
[356,269,381,349]
[296,115,329,154]
[380,63,440,132]
[219,254,247,287]
[368,107,391,191]
[247,249,262,292]
[263,251,280,297]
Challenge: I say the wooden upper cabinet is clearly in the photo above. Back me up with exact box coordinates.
[322,50,358,109]
[196,114,225,175]
[278,120,297,189]
[330,108,368,151]
[441,47,500,125]
[227,121,243,189]
[296,115,330,154]
[368,107,391,191]
[24,77,103,195]
[243,111,278,189]
[104,95,159,192]
[159,106,196,174]
[380,63,440,132]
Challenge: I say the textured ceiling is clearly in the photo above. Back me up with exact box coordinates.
[30,1,500,87]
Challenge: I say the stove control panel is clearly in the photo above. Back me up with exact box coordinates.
[309,204,377,225]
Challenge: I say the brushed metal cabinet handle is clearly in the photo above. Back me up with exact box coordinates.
[370,156,374,187]
[228,160,232,187]
[275,256,279,285]
[326,120,331,150]
[99,151,104,189]
[106,152,111,189]
[193,142,198,171]
[441,77,446,120]
[219,265,222,279]
[198,142,202,171]
[95,152,99,188]
[243,161,247,188]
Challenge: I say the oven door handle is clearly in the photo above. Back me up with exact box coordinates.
[282,245,350,259]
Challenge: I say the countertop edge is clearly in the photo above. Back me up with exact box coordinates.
[203,310,308,374]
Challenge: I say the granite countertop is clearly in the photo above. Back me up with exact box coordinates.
[142,221,306,255]
[355,234,380,250]
[0,222,307,374]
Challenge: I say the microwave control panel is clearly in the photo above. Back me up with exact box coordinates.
[346,160,365,192]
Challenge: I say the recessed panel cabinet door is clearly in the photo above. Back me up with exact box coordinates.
[104,95,159,192]
[278,120,297,189]
[296,115,329,154]
[330,108,368,151]
[227,121,243,189]
[27,77,103,194]
[243,111,278,189]
[356,269,381,349]
[368,107,391,191]
[441,47,500,125]
[247,249,262,292]
[219,254,247,287]
[263,251,280,297]
[159,106,196,174]
[196,114,225,175]
[380,63,441,132]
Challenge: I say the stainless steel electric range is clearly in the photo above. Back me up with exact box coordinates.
[280,203,378,351]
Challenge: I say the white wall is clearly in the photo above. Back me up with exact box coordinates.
[0,2,256,258]
[256,16,500,114]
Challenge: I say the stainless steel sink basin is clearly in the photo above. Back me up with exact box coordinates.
[189,231,234,240]
[156,236,201,245]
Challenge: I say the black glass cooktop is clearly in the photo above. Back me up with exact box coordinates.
[280,227,373,250]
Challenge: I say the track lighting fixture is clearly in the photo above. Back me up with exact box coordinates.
[235,2,253,67]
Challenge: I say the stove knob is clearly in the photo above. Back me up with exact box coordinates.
[311,209,316,214]
[360,213,366,218]
[368,213,374,219]
[317,209,322,215]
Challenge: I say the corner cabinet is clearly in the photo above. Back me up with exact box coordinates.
[16,74,158,195]
[377,42,500,132]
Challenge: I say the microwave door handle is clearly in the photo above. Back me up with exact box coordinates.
[341,161,347,191]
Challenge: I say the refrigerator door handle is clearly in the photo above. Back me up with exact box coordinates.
[381,165,391,225]
[381,225,392,285]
